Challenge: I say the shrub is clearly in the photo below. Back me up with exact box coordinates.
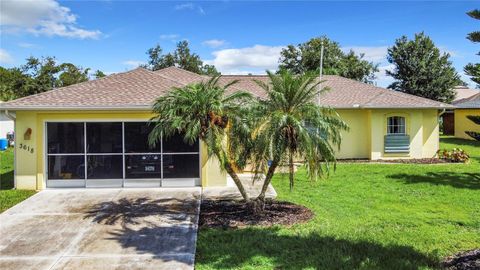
[437,148,470,163]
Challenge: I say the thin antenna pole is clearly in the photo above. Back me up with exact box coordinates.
[319,41,324,80]
[317,41,324,105]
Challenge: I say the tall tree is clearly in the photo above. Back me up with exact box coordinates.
[149,72,348,214]
[149,77,252,201]
[387,32,461,103]
[278,36,379,83]
[464,9,480,87]
[0,57,104,101]
[0,67,34,101]
[57,63,90,87]
[249,71,348,212]
[144,41,219,75]
[93,70,106,79]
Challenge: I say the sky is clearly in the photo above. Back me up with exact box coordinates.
[0,0,479,88]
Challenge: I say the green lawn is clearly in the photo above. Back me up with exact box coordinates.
[196,136,480,270]
[0,148,36,213]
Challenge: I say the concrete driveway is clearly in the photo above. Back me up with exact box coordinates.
[0,188,201,270]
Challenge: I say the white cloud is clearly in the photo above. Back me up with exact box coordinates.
[174,2,205,15]
[122,60,145,68]
[0,0,101,39]
[342,46,388,62]
[0,49,14,64]
[160,34,180,42]
[18,42,37,48]
[202,39,226,48]
[205,45,285,74]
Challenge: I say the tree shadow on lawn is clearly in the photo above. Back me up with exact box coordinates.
[388,171,480,190]
[440,137,480,148]
[196,227,439,270]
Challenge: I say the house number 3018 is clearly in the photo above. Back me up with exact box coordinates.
[18,143,34,154]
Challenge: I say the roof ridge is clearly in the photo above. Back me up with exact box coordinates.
[153,72,191,86]
[155,66,206,77]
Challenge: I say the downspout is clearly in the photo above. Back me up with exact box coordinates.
[438,108,447,117]
[4,110,16,189]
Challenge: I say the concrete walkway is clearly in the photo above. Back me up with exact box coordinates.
[0,188,201,270]
[203,173,277,200]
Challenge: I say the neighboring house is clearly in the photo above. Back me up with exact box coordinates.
[0,67,451,190]
[0,102,14,140]
[442,86,479,135]
[453,92,480,140]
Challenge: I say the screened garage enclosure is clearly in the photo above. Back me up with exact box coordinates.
[46,122,200,188]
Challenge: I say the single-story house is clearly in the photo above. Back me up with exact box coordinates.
[441,86,479,135]
[0,67,451,190]
[0,101,14,140]
[452,92,480,140]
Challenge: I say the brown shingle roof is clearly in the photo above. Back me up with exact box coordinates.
[453,92,480,108]
[453,86,479,102]
[218,74,451,109]
[0,66,451,110]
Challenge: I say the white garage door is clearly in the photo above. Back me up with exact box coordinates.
[46,122,200,188]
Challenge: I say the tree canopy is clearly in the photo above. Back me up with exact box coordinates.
[149,71,348,213]
[278,36,379,83]
[0,56,101,101]
[464,9,480,87]
[143,40,219,75]
[386,32,461,103]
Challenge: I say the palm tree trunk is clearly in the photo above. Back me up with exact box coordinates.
[289,150,294,191]
[224,162,250,201]
[251,158,280,214]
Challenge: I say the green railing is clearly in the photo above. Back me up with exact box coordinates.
[384,135,410,153]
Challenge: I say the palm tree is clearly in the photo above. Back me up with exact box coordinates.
[148,76,253,200]
[249,70,348,212]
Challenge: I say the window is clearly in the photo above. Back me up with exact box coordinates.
[87,155,123,179]
[47,123,84,153]
[48,155,85,180]
[47,123,85,180]
[46,122,200,186]
[163,133,199,153]
[124,122,161,153]
[387,116,406,135]
[87,123,122,153]
[163,154,199,178]
[125,154,162,179]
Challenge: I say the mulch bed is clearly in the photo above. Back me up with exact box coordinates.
[338,158,452,164]
[199,199,314,229]
[443,249,480,270]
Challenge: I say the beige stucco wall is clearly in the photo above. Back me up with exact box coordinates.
[335,110,370,159]
[455,109,480,140]
[13,110,226,190]
[369,109,439,160]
